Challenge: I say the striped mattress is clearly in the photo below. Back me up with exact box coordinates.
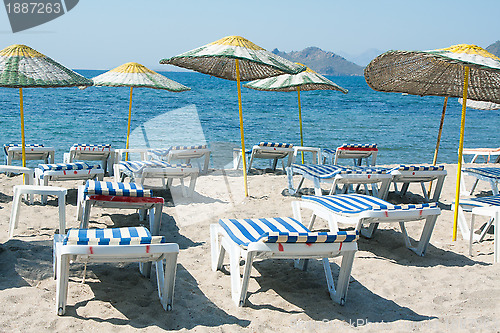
[219,217,358,247]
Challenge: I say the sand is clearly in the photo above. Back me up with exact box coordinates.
[0,163,499,332]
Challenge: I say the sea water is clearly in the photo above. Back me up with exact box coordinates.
[0,70,498,168]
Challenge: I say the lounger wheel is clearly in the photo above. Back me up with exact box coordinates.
[58,307,65,316]
[339,297,346,306]
[166,304,172,311]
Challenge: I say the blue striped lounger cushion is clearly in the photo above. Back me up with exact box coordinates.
[38,162,102,172]
[171,145,207,150]
[322,148,336,155]
[302,193,438,214]
[292,164,386,179]
[4,143,44,154]
[219,217,358,247]
[458,194,500,208]
[63,226,166,245]
[388,165,445,172]
[84,180,152,197]
[463,167,500,180]
[119,160,192,174]
[72,144,112,151]
[338,143,378,150]
[258,142,293,148]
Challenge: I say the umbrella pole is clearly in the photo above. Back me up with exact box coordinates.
[125,87,133,161]
[19,88,26,184]
[235,59,249,197]
[428,96,448,196]
[453,66,469,241]
[297,87,304,164]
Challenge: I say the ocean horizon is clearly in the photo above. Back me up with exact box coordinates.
[0,70,498,168]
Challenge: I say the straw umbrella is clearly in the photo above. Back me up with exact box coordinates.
[90,62,190,159]
[0,44,93,168]
[364,44,500,240]
[160,36,306,196]
[243,64,348,163]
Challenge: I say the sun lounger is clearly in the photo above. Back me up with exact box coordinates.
[63,144,115,175]
[149,145,211,174]
[115,160,199,197]
[453,195,500,261]
[462,147,500,163]
[35,162,104,203]
[287,163,392,197]
[54,226,179,315]
[385,165,447,202]
[210,211,359,306]
[76,180,164,234]
[246,142,294,172]
[3,143,55,166]
[322,144,378,166]
[297,193,441,256]
[462,167,500,196]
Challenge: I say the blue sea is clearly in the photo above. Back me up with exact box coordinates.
[0,70,498,167]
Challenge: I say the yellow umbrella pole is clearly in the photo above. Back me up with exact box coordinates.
[453,66,469,241]
[428,96,448,196]
[19,88,26,173]
[235,59,249,197]
[125,86,133,161]
[297,87,304,164]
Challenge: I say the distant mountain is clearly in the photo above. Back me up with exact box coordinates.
[337,48,386,67]
[486,40,500,57]
[272,47,364,76]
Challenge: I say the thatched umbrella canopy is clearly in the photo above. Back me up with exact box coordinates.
[365,44,500,240]
[244,64,347,162]
[0,44,92,167]
[91,62,190,159]
[160,36,305,196]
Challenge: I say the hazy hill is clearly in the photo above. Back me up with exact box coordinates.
[272,47,364,76]
[486,40,500,57]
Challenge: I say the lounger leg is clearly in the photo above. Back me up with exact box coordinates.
[239,252,254,307]
[58,193,66,234]
[247,153,255,172]
[286,168,298,195]
[229,242,243,306]
[469,179,479,196]
[469,213,476,256]
[420,182,430,202]
[400,183,409,196]
[272,158,278,171]
[210,224,225,271]
[456,205,472,240]
[9,187,22,238]
[187,175,197,197]
[76,186,84,222]
[324,250,355,305]
[361,223,379,238]
[401,214,438,256]
[156,252,178,311]
[80,199,93,229]
[490,179,499,195]
[56,253,70,316]
[313,178,322,196]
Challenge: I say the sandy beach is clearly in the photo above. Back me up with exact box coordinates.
[0,163,499,332]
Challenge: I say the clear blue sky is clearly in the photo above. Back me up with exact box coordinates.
[1,0,499,70]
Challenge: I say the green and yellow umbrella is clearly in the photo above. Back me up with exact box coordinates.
[243,64,348,162]
[364,44,500,240]
[0,44,92,167]
[160,36,306,196]
[91,62,190,159]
